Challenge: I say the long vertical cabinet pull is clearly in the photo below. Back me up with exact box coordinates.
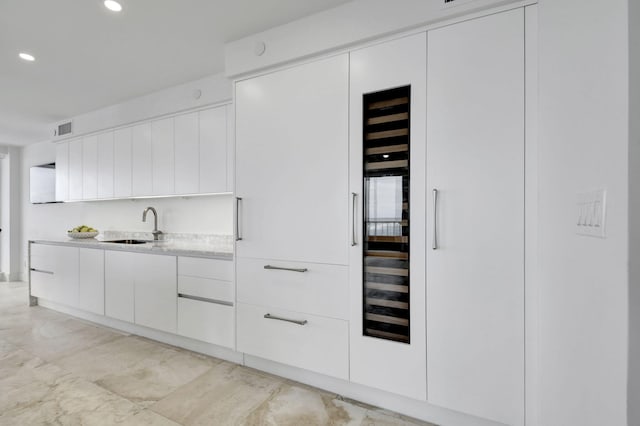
[352,192,358,246]
[432,188,438,250]
[235,197,243,241]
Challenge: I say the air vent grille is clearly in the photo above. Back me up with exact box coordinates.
[56,121,72,137]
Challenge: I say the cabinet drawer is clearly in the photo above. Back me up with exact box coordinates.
[178,298,234,348]
[30,244,57,272]
[236,302,348,379]
[30,270,53,299]
[178,275,233,303]
[178,256,233,281]
[236,258,348,320]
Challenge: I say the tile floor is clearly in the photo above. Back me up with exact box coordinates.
[0,282,432,426]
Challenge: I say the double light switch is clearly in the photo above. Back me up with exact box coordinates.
[576,188,607,238]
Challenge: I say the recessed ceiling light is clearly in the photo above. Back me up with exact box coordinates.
[19,52,35,62]
[103,0,122,12]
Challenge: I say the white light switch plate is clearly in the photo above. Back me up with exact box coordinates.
[576,188,607,238]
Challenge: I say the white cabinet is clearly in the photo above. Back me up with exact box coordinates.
[55,141,69,202]
[235,54,349,265]
[235,54,350,378]
[199,106,227,194]
[132,123,153,196]
[105,250,135,322]
[348,33,427,401]
[174,112,199,194]
[68,138,83,200]
[426,9,525,425]
[78,248,104,315]
[134,253,177,333]
[114,127,133,198]
[97,131,115,199]
[30,243,79,307]
[151,117,175,195]
[82,135,98,200]
[176,256,234,348]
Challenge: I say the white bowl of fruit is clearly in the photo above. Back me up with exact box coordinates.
[67,225,99,239]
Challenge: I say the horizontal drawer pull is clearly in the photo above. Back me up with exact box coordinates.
[30,268,54,275]
[177,293,233,307]
[264,313,308,326]
[263,265,308,273]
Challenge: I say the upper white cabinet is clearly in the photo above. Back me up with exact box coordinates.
[199,106,228,194]
[235,54,349,264]
[114,127,133,198]
[151,117,175,195]
[55,142,69,202]
[132,122,153,197]
[68,138,83,200]
[174,112,200,194]
[348,33,427,401]
[54,105,229,202]
[426,9,525,425]
[97,131,115,199]
[82,135,98,200]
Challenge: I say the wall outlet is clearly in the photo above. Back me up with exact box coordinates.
[576,188,607,238]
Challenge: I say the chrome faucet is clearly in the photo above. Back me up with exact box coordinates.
[142,207,163,241]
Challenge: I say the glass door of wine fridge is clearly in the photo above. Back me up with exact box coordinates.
[362,86,410,344]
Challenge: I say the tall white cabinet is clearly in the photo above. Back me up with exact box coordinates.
[235,54,350,379]
[348,33,427,400]
[426,9,525,425]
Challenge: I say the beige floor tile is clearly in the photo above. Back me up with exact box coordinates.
[151,362,285,425]
[120,409,182,425]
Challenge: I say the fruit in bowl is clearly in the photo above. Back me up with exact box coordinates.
[67,225,99,239]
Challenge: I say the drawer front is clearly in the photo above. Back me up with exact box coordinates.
[178,256,233,282]
[30,244,57,272]
[31,270,54,299]
[237,302,349,379]
[178,298,234,348]
[236,258,348,320]
[178,275,233,303]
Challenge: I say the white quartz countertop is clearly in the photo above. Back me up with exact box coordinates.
[31,234,233,260]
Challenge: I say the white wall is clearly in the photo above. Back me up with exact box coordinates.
[538,0,629,425]
[629,0,640,423]
[0,146,23,281]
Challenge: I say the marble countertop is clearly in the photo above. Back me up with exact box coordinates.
[31,232,233,260]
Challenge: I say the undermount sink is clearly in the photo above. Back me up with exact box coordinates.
[103,239,150,245]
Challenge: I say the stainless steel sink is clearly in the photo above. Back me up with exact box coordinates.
[103,239,150,245]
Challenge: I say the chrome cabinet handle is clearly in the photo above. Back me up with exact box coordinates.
[235,197,243,241]
[30,268,53,275]
[264,313,308,326]
[178,293,233,307]
[352,192,358,246]
[264,265,308,273]
[432,188,438,250]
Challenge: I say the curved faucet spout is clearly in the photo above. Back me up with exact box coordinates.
[142,207,163,240]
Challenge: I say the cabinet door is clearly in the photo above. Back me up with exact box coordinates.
[55,142,69,202]
[52,246,80,307]
[235,54,349,264]
[134,253,177,333]
[78,248,104,315]
[174,112,199,194]
[348,33,427,401]
[151,117,175,195]
[114,127,133,198]
[199,106,227,194]
[426,9,525,425]
[105,250,135,322]
[68,138,83,200]
[82,135,98,200]
[97,132,114,199]
[132,123,153,196]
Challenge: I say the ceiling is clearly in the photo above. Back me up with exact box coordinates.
[0,0,352,146]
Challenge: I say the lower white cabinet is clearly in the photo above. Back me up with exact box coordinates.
[177,298,234,348]
[134,253,177,333]
[105,250,135,322]
[78,248,104,315]
[236,302,349,380]
[30,243,79,307]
